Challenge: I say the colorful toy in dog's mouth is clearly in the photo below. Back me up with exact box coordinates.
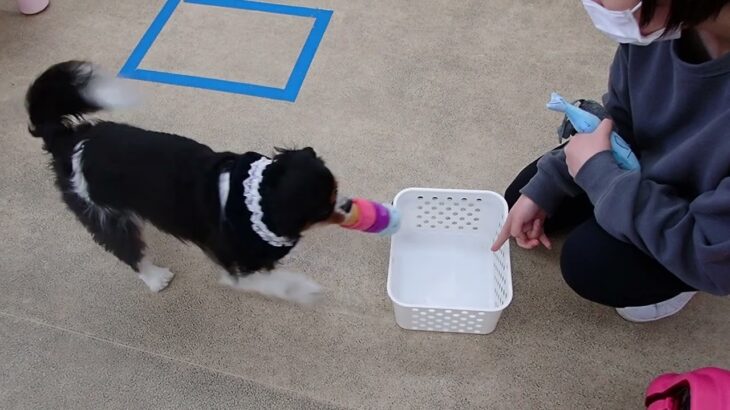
[337,197,400,235]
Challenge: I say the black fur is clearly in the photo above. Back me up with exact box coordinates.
[26,60,337,277]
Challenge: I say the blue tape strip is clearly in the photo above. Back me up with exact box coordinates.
[184,0,321,18]
[118,0,332,102]
[284,8,332,101]
[132,69,288,100]
[119,0,181,77]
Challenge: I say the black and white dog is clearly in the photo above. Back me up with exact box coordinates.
[26,61,347,304]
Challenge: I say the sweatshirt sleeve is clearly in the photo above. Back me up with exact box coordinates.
[521,45,634,216]
[575,151,730,295]
[520,148,582,216]
[603,45,636,147]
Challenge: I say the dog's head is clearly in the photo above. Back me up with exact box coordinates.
[261,147,345,238]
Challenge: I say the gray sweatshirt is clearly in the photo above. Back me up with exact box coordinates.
[521,40,730,295]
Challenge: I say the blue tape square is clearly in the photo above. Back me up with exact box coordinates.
[119,0,333,102]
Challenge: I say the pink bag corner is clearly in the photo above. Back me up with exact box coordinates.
[646,367,730,410]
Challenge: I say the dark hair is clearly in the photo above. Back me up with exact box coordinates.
[639,0,729,31]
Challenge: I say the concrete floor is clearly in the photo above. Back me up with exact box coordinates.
[1,0,728,408]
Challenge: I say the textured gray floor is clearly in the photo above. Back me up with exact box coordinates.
[1,0,728,408]
[0,314,337,409]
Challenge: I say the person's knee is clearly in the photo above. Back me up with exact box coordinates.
[560,231,605,304]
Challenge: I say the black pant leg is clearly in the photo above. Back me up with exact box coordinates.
[560,218,695,307]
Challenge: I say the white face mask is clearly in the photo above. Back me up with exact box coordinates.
[581,0,681,46]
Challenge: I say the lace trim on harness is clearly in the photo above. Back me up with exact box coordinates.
[242,157,296,248]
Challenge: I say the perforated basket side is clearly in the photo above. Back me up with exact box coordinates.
[395,188,494,235]
[393,305,502,334]
[491,214,512,310]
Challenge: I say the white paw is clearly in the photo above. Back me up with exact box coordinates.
[139,264,175,292]
[277,271,323,305]
[230,270,322,305]
[218,272,239,287]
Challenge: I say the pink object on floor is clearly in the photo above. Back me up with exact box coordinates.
[646,367,730,410]
[17,0,49,15]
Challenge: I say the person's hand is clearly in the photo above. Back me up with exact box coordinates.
[564,119,613,178]
[491,195,551,251]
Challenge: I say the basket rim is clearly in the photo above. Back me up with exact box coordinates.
[387,187,513,312]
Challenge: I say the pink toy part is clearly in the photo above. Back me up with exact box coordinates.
[646,367,730,410]
[365,202,390,233]
[350,199,377,231]
[17,0,49,15]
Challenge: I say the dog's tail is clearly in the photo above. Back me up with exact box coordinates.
[26,60,137,140]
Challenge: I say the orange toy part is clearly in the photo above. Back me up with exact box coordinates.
[340,202,361,227]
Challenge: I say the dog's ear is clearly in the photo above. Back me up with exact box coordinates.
[273,147,317,158]
[302,147,317,157]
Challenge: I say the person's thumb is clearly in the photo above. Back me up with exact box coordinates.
[596,118,613,134]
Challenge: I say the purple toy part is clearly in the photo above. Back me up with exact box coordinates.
[365,202,390,233]
[378,204,400,236]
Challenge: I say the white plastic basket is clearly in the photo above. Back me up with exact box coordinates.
[387,188,512,334]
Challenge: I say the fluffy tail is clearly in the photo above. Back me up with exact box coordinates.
[26,60,137,138]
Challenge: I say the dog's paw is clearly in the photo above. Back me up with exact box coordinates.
[275,271,323,305]
[226,270,322,304]
[218,272,239,287]
[139,265,175,292]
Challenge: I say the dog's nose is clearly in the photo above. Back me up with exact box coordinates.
[336,196,353,214]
